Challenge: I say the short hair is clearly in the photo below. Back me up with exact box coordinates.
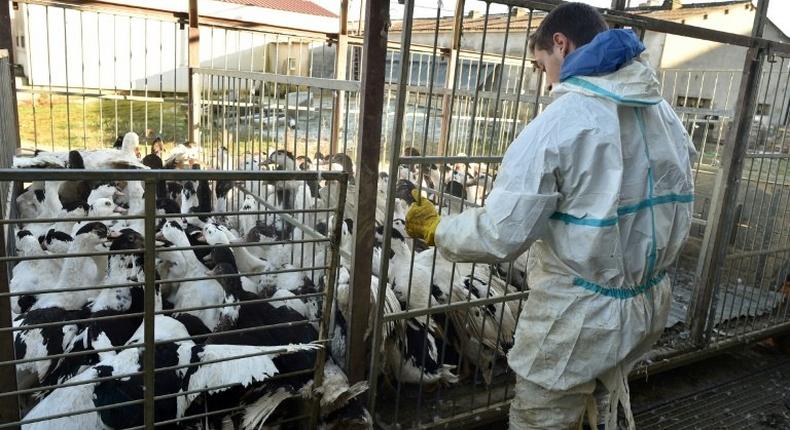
[528,3,608,53]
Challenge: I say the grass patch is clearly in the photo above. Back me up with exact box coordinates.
[17,95,188,152]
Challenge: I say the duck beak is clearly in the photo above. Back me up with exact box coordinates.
[113,206,127,214]
[107,230,123,240]
[154,231,165,241]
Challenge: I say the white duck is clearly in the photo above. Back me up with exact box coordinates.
[157,221,226,331]
[15,132,147,171]
[31,222,110,311]
[22,315,320,430]
[10,231,58,314]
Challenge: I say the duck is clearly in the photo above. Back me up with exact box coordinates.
[15,133,148,172]
[13,224,94,382]
[70,197,124,237]
[214,179,234,215]
[177,264,325,427]
[334,265,457,387]
[374,225,514,383]
[156,221,226,331]
[208,262,318,348]
[206,245,262,294]
[22,315,320,430]
[81,132,147,170]
[372,226,434,310]
[30,222,110,311]
[40,228,73,255]
[20,180,65,240]
[202,223,275,294]
[114,181,145,234]
[13,306,86,390]
[40,229,154,387]
[414,248,517,382]
[10,230,59,314]
[237,194,261,237]
[164,141,201,169]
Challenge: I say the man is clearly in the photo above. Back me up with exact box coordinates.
[406,3,696,429]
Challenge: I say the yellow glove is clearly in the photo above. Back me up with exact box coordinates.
[405,189,441,246]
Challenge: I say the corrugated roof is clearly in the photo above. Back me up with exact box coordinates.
[391,11,545,33]
[391,1,753,33]
[631,1,753,21]
[218,0,337,18]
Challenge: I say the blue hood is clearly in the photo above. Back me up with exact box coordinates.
[560,29,645,82]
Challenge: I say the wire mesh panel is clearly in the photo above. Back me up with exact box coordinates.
[361,0,790,428]
[0,166,367,429]
[707,51,790,341]
[10,1,191,152]
[4,0,790,427]
[196,70,359,169]
[367,3,542,427]
[8,2,338,156]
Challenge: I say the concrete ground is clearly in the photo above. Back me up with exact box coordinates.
[631,340,790,430]
[476,338,790,430]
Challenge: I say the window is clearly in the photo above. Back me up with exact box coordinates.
[287,58,297,72]
[676,96,712,109]
[20,35,24,48]
[756,103,771,116]
[724,9,729,15]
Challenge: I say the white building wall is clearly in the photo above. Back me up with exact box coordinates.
[13,1,335,93]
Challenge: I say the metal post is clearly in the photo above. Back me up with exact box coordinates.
[346,0,388,384]
[0,205,19,430]
[688,0,771,345]
[330,0,349,156]
[0,47,20,430]
[0,3,20,150]
[143,180,157,428]
[610,0,627,10]
[308,176,348,427]
[609,0,627,28]
[367,0,414,416]
[0,3,14,64]
[188,0,201,145]
[437,0,465,155]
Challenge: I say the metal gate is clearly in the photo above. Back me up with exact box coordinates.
[0,77,350,427]
[695,49,790,347]
[2,0,790,429]
[359,0,790,428]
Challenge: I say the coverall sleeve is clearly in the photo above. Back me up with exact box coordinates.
[434,129,562,264]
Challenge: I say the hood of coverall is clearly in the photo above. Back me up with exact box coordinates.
[552,29,663,107]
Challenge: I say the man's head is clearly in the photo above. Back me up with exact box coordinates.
[529,3,608,90]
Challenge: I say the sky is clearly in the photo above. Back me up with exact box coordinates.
[315,0,789,37]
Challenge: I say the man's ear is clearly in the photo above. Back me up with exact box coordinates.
[552,32,573,56]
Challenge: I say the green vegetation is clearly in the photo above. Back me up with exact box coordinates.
[17,95,188,151]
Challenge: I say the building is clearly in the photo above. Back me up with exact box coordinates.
[388,0,790,132]
[8,0,337,92]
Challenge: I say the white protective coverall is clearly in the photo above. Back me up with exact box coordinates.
[434,35,696,429]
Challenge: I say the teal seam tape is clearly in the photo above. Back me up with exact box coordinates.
[573,271,667,299]
[550,193,693,227]
[565,76,662,106]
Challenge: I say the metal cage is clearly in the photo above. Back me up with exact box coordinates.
[2,0,790,429]
[0,167,349,428]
